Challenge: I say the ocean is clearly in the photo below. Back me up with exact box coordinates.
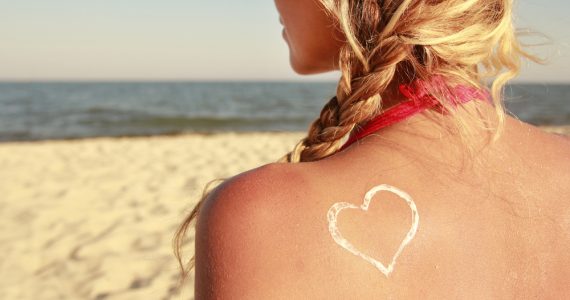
[0,82,568,142]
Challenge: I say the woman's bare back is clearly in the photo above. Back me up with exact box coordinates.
[195,111,570,299]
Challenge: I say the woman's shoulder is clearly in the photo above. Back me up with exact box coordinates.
[194,162,326,298]
[193,158,439,298]
[198,162,313,220]
[194,121,570,298]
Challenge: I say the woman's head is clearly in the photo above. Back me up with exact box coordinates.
[275,0,520,76]
[275,0,536,162]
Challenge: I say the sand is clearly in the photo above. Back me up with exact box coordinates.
[0,127,567,300]
[0,132,304,300]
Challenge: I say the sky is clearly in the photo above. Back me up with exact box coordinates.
[0,0,568,82]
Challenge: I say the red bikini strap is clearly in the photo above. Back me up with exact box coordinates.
[338,77,489,152]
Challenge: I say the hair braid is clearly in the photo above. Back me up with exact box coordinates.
[285,41,409,162]
[283,1,414,163]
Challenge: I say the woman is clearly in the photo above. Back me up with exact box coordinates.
[176,0,570,298]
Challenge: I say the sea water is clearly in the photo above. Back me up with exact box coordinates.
[0,82,568,142]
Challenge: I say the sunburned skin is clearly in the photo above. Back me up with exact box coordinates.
[327,184,420,277]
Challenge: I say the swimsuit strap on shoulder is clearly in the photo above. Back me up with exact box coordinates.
[338,76,489,152]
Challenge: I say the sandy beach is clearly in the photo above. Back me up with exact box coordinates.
[0,127,567,300]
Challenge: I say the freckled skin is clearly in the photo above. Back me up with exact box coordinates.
[194,1,570,298]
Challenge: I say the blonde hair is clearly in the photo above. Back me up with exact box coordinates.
[174,0,539,282]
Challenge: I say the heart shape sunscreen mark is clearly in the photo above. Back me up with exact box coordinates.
[327,184,419,277]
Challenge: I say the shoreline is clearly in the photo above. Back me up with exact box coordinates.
[0,125,568,145]
[0,131,307,145]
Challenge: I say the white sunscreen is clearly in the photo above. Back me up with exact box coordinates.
[327,184,419,277]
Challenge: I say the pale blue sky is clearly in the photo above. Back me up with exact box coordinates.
[0,0,568,82]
